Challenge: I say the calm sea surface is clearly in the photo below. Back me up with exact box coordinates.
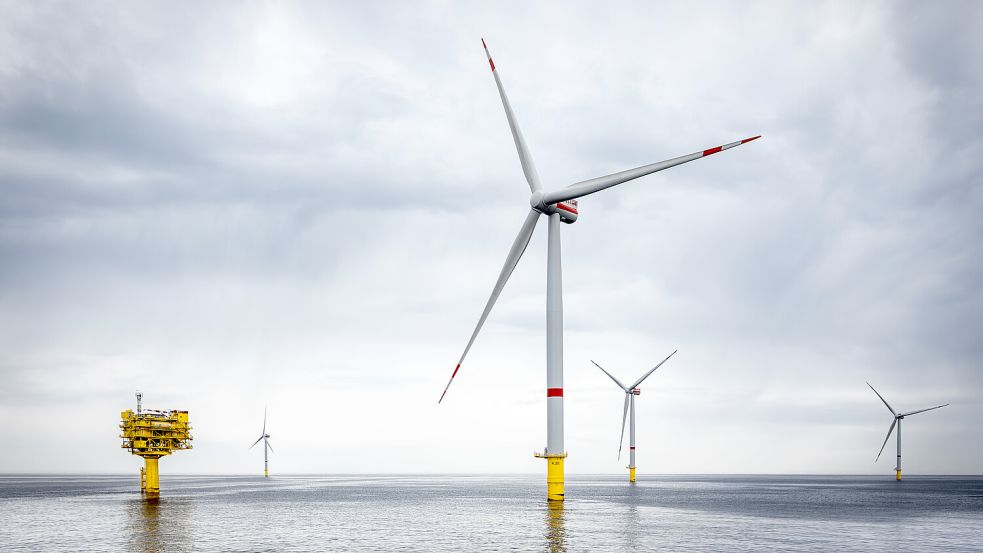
[1,474,981,552]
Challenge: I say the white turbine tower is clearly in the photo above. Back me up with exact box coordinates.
[867,382,948,481]
[439,38,760,502]
[250,407,273,477]
[592,350,677,483]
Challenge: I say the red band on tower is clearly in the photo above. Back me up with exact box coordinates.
[547,388,563,397]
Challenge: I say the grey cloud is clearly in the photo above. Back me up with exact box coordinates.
[0,1,980,474]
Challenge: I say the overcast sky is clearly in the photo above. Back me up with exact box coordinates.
[1,1,980,476]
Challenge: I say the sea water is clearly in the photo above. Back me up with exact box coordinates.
[1,474,981,551]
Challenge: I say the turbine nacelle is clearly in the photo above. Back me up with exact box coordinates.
[530,191,579,223]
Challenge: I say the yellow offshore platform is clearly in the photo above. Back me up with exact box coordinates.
[120,392,192,495]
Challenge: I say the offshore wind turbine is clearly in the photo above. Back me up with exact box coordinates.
[867,382,948,481]
[250,407,273,477]
[438,38,760,502]
[592,350,677,482]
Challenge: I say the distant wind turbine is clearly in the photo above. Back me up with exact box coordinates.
[867,382,948,481]
[437,38,760,502]
[250,407,273,477]
[592,351,677,482]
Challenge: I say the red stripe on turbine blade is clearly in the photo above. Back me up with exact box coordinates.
[438,363,462,403]
[481,38,487,49]
[489,58,495,71]
[741,135,762,144]
[547,388,563,397]
[702,146,723,156]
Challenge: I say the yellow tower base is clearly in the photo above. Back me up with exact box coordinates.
[896,469,902,481]
[264,468,269,478]
[536,452,567,501]
[547,457,564,501]
[629,467,636,483]
[143,457,160,495]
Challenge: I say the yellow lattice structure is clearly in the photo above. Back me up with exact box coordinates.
[120,393,192,495]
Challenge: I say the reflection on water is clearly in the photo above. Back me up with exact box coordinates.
[137,499,161,551]
[624,483,641,550]
[1,475,981,551]
[545,502,565,553]
[126,497,193,552]
[624,501,641,550]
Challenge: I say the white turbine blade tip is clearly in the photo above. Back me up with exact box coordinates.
[875,418,897,462]
[591,360,628,390]
[901,403,950,417]
[866,382,896,415]
[629,349,677,389]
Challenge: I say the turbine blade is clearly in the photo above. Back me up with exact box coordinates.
[591,360,628,391]
[249,435,263,449]
[618,394,629,460]
[266,440,274,454]
[482,38,542,193]
[629,350,678,390]
[439,209,541,403]
[900,403,949,417]
[866,382,897,416]
[541,136,760,205]
[263,406,267,436]
[875,418,897,462]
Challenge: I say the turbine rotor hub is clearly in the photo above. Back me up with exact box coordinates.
[529,191,579,224]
